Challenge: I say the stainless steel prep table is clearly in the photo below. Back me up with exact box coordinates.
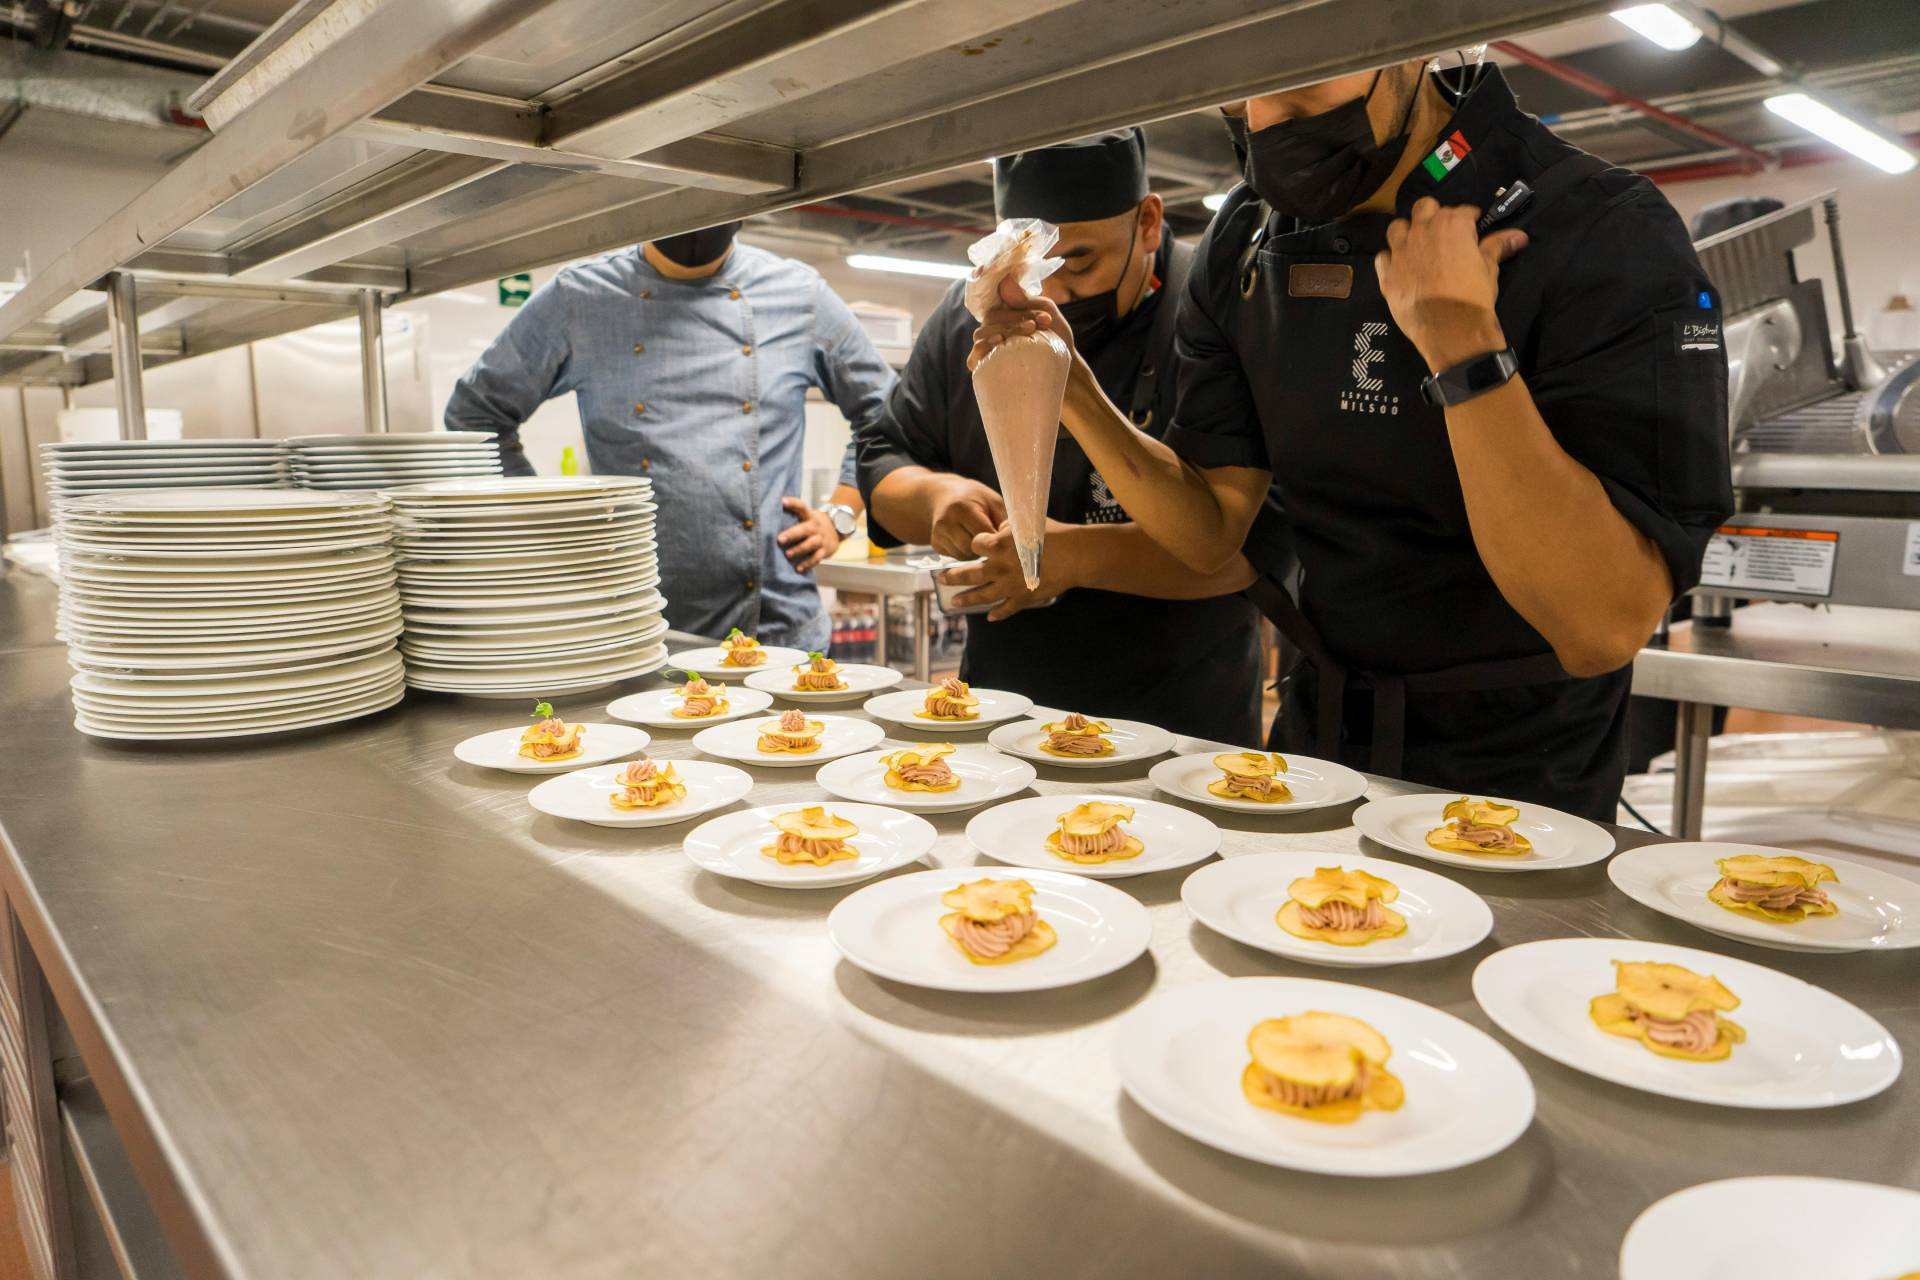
[1,571,1915,1280]
[1632,603,1920,839]
[813,551,939,682]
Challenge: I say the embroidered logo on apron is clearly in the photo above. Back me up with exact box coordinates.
[1340,321,1400,415]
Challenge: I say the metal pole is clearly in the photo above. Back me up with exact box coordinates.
[357,289,389,433]
[873,593,889,669]
[912,591,932,683]
[1672,701,1713,840]
[104,272,146,440]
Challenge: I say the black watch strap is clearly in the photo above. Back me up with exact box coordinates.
[1420,347,1519,408]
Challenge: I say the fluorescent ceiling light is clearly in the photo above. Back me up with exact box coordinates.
[1610,4,1703,50]
[1202,192,1230,211]
[846,253,971,280]
[1764,92,1918,174]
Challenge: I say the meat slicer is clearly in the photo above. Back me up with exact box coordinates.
[1692,190,1920,617]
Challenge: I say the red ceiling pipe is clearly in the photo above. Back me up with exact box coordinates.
[1493,38,1772,174]
[795,203,987,236]
[1641,130,1920,183]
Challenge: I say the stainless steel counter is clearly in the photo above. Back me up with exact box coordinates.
[1632,602,1920,837]
[815,550,940,680]
[2,572,1916,1280]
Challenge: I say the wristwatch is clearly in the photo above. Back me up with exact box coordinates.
[823,503,859,537]
[1420,347,1520,408]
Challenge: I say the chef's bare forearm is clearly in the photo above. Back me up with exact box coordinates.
[1059,363,1268,574]
[867,466,947,544]
[1445,380,1672,676]
[828,482,864,517]
[1053,524,1257,599]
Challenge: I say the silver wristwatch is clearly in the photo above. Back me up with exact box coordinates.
[823,503,858,536]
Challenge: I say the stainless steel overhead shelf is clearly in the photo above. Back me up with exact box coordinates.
[0,0,1612,399]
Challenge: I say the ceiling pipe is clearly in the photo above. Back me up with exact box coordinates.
[1640,129,1920,183]
[1493,38,1772,173]
[795,203,987,237]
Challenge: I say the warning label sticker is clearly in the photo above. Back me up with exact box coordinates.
[1905,523,1920,577]
[1699,525,1838,597]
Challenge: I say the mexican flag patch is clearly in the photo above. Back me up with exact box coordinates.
[1421,130,1472,181]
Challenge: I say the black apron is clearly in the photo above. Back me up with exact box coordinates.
[963,241,1263,746]
[1233,156,1628,820]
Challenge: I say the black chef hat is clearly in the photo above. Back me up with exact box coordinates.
[993,128,1150,223]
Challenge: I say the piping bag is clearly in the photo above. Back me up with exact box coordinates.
[965,218,1070,590]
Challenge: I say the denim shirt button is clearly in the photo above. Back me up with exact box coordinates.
[741,344,752,355]
[741,401,753,414]
[633,402,645,414]
[729,289,741,301]
[741,460,754,472]
[632,342,645,354]
[744,578,756,590]
[640,458,651,470]
[743,518,754,531]
[639,289,652,300]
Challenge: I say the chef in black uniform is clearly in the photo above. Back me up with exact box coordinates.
[858,129,1290,744]
[972,61,1732,819]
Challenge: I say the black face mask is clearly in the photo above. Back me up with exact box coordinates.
[1223,114,1251,178]
[1056,215,1142,357]
[1243,71,1415,223]
[652,221,742,268]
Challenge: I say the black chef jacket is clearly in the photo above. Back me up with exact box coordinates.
[858,238,1281,745]
[1166,67,1732,818]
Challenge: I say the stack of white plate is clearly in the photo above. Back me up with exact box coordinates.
[40,438,286,502]
[286,432,502,489]
[387,476,667,698]
[53,488,405,740]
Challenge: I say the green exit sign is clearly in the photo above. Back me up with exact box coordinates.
[497,273,532,307]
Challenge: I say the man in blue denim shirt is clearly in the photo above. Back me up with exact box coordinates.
[445,223,896,651]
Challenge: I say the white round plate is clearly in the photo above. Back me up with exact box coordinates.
[604,685,774,727]
[986,715,1178,768]
[682,802,937,888]
[452,722,651,774]
[73,687,403,740]
[1352,792,1615,872]
[59,489,383,516]
[401,644,669,684]
[1148,750,1370,813]
[1620,1176,1920,1280]
[690,714,885,767]
[1180,851,1494,968]
[743,662,902,703]
[815,744,1036,813]
[385,476,648,502]
[525,759,754,829]
[68,651,400,696]
[75,671,402,717]
[74,676,405,727]
[667,644,810,680]
[1114,975,1535,1176]
[966,792,1220,879]
[394,499,653,522]
[1472,937,1901,1109]
[859,686,1036,731]
[828,866,1151,992]
[286,431,482,447]
[1606,841,1919,954]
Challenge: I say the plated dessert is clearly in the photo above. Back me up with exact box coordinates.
[671,673,730,720]
[608,758,685,810]
[762,806,861,866]
[940,877,1057,965]
[1210,752,1291,803]
[1426,797,1532,857]
[1590,960,1746,1062]
[1275,866,1408,947]
[1047,801,1143,865]
[791,652,848,692]
[1242,1011,1405,1124]
[880,743,961,792]
[918,677,980,721]
[519,700,584,762]
[720,627,767,667]
[1039,712,1113,758]
[1708,853,1838,923]
[756,709,823,754]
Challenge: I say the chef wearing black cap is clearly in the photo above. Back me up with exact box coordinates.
[973,61,1732,818]
[857,129,1289,743]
